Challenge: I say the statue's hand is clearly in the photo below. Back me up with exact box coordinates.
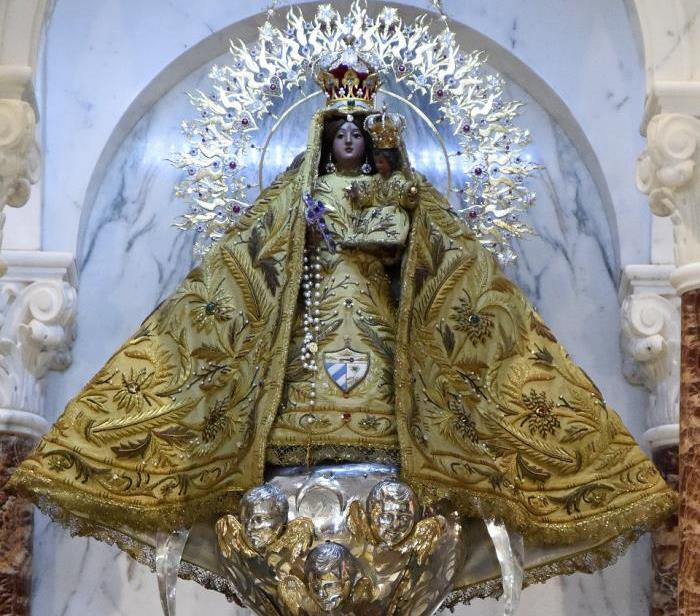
[338,233,360,249]
[403,180,420,210]
[344,181,360,202]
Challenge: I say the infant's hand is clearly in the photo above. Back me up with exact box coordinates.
[339,233,359,249]
[344,182,360,201]
[404,179,420,210]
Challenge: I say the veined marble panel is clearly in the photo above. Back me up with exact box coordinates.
[41,0,650,265]
[33,34,652,616]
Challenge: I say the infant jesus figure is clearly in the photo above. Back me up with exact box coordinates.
[343,108,418,254]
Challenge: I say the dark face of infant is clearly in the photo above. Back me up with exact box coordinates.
[373,148,402,179]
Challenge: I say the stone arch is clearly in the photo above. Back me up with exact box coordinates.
[73,2,621,269]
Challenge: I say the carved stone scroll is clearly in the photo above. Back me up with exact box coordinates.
[620,265,680,615]
[638,112,700,616]
[0,251,76,616]
[0,99,39,210]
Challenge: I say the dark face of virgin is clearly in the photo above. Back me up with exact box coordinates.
[332,121,365,171]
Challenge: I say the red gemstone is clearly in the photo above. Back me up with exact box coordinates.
[342,412,352,421]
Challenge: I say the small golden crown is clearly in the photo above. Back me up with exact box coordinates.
[364,107,406,149]
[314,35,381,111]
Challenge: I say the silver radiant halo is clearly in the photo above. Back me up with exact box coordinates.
[171,1,539,264]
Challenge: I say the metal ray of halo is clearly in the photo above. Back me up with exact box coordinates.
[258,90,321,189]
[172,0,540,265]
[257,88,452,196]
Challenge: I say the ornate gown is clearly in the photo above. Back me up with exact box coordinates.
[268,170,412,466]
[7,110,676,597]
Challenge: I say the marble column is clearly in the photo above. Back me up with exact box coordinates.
[675,272,700,615]
[0,435,34,615]
[637,113,700,616]
[620,264,680,616]
[0,251,76,616]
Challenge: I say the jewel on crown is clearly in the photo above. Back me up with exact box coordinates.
[364,105,406,149]
[314,35,381,111]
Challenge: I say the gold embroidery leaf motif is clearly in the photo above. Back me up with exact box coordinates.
[7,162,676,574]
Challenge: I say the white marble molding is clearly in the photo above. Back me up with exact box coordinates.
[31,2,661,616]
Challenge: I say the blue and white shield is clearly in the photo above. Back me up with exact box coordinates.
[323,347,370,392]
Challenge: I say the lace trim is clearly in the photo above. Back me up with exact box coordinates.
[9,466,242,535]
[440,529,643,610]
[408,477,676,547]
[265,443,401,467]
[11,447,676,548]
[13,461,674,605]
[31,493,240,603]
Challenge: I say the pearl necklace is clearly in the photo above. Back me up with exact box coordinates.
[301,243,322,404]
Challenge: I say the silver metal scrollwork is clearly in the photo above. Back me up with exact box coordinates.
[155,464,525,615]
[216,464,465,615]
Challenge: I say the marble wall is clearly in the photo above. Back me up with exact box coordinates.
[33,1,654,615]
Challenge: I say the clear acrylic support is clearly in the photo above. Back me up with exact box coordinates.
[155,528,191,616]
[485,518,525,616]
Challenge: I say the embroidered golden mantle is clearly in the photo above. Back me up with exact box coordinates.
[10,165,674,551]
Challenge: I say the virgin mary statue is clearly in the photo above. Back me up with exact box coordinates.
[9,13,675,609]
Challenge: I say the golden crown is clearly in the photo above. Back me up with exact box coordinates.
[364,107,406,149]
[314,35,381,111]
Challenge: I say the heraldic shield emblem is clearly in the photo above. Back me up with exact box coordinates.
[324,347,370,392]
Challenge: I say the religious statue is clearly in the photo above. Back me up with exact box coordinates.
[215,472,458,614]
[238,484,292,551]
[364,479,420,547]
[279,542,370,614]
[342,111,415,251]
[7,3,676,614]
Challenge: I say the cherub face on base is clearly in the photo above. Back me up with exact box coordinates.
[367,479,419,547]
[305,542,357,611]
[240,483,289,551]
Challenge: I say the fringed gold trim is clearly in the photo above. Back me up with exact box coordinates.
[22,461,670,610]
[407,476,677,547]
[8,466,242,533]
[28,490,240,603]
[442,528,645,610]
[14,458,675,547]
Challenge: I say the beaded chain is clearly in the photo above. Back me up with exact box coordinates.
[301,192,336,403]
[301,244,322,405]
